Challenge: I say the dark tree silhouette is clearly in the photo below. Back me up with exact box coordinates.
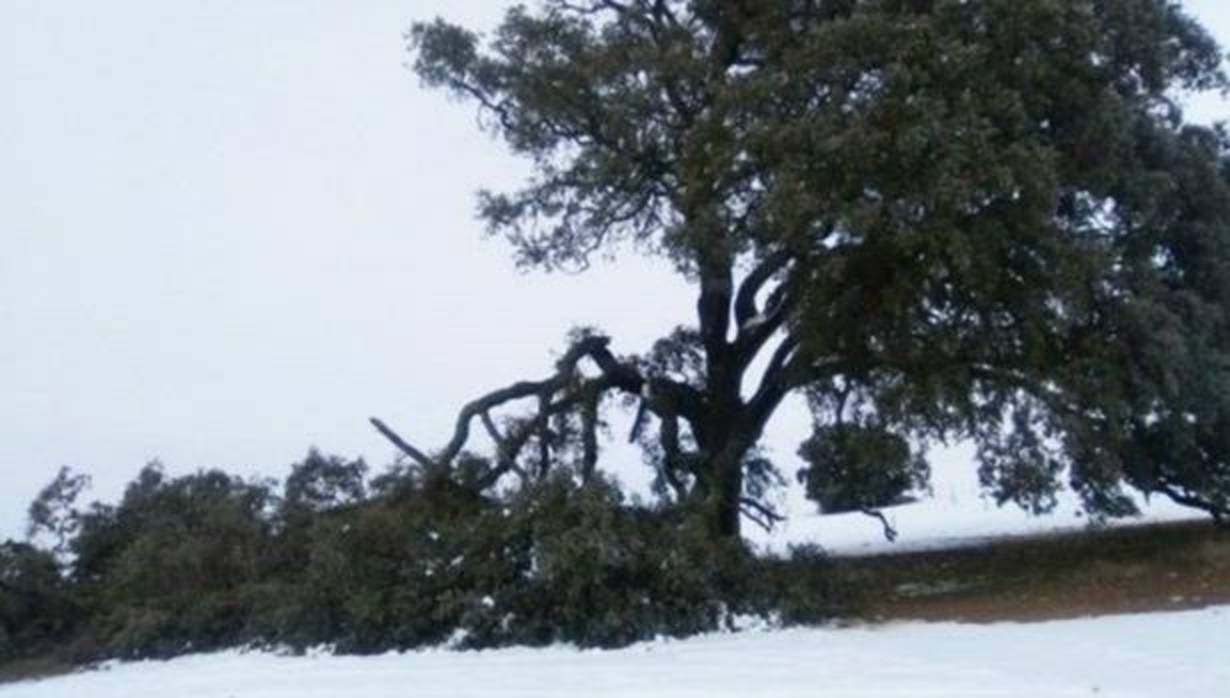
[374,0,1230,539]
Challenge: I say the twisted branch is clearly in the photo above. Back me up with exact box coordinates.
[371,335,702,493]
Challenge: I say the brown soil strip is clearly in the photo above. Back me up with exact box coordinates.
[827,519,1230,624]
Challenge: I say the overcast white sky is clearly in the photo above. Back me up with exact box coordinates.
[2,1,1228,540]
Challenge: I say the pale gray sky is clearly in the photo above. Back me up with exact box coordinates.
[2,1,1228,539]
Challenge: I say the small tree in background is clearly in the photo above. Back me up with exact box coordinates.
[798,424,930,514]
[26,466,91,562]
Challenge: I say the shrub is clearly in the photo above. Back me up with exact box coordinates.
[797,424,930,513]
[0,541,75,661]
[69,465,279,659]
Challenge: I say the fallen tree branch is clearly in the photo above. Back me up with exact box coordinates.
[579,383,601,481]
[372,335,692,493]
[862,507,899,542]
[370,417,434,469]
[658,413,689,501]
[480,410,504,445]
[628,399,650,443]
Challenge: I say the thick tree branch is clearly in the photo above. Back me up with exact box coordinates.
[371,338,609,474]
[372,335,709,492]
[1154,480,1227,523]
[480,411,530,485]
[697,256,735,368]
[744,335,800,416]
[706,1,751,78]
[734,288,798,368]
[734,250,792,329]
[580,384,601,481]
[628,399,651,443]
[658,412,690,501]
[480,411,504,446]
[536,392,552,476]
[369,418,434,470]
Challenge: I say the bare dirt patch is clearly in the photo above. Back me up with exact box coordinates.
[825,520,1230,624]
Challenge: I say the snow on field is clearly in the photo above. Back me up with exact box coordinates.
[749,490,1203,558]
[743,443,1207,557]
[5,607,1227,698]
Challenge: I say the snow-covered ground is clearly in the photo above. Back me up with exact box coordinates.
[4,607,1226,697]
[749,488,1202,558]
[743,443,1207,557]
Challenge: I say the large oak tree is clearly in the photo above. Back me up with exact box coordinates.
[374,0,1230,539]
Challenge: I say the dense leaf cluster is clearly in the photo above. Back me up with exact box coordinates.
[3,454,812,665]
[797,424,930,513]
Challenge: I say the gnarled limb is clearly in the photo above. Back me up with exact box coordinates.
[480,410,530,485]
[371,334,703,493]
[628,399,651,443]
[1153,480,1227,525]
[657,411,690,501]
[579,382,602,482]
[733,249,791,329]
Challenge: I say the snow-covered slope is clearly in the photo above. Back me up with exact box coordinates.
[4,607,1226,698]
[748,488,1202,557]
[744,443,1207,556]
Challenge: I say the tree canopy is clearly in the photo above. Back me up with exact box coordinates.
[379,0,1230,538]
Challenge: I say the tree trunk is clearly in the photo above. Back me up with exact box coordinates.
[701,377,793,540]
[709,450,745,539]
[695,419,755,540]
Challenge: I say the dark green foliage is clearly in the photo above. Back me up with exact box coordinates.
[0,541,76,661]
[286,469,754,652]
[759,544,846,626]
[69,463,279,658]
[275,450,371,590]
[283,449,368,513]
[26,467,90,558]
[403,0,1230,538]
[459,472,755,649]
[6,458,797,665]
[797,424,930,513]
[280,472,494,651]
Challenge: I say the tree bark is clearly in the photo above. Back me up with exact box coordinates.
[709,447,746,539]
